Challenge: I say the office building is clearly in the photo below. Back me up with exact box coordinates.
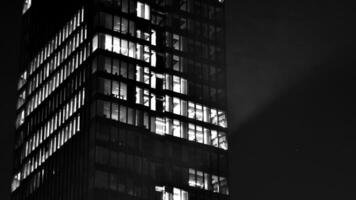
[11,0,228,200]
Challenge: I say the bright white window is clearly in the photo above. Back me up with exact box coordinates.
[155,117,166,135]
[22,0,32,14]
[188,124,195,141]
[104,35,113,51]
[151,93,156,110]
[137,2,150,20]
[188,102,195,119]
[151,30,157,46]
[196,126,203,143]
[113,37,120,54]
[196,104,203,121]
[173,97,181,115]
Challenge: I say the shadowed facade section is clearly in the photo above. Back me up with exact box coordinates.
[226,1,356,199]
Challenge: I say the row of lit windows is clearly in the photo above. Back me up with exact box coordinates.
[131,82,226,128]
[137,2,150,20]
[95,11,156,47]
[15,113,80,195]
[136,71,188,97]
[23,40,90,122]
[16,10,86,128]
[92,33,156,66]
[152,116,228,150]
[18,71,28,91]
[94,59,188,96]
[22,113,82,181]
[188,168,228,195]
[27,8,84,77]
[26,69,86,136]
[22,0,32,14]
[95,75,225,129]
[166,96,227,128]
[23,89,85,161]
[155,186,188,200]
[19,87,84,186]
[27,25,87,97]
[94,100,227,150]
[133,86,227,129]
[11,172,21,192]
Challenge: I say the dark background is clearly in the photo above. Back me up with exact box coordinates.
[1,0,355,200]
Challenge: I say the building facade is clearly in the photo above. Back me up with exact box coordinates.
[11,0,228,200]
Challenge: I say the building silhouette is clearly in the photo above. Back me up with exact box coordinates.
[11,0,229,200]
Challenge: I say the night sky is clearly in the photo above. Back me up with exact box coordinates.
[1,1,356,200]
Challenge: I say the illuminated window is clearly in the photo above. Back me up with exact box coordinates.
[211,130,218,147]
[218,111,227,128]
[136,65,143,82]
[112,81,119,97]
[188,168,196,187]
[121,39,128,55]
[136,87,143,104]
[112,104,119,120]
[210,109,218,124]
[173,34,183,51]
[173,188,188,200]
[137,2,150,20]
[155,117,166,135]
[151,50,157,67]
[149,93,155,111]
[196,126,203,143]
[203,107,210,122]
[196,104,203,121]
[11,172,21,192]
[196,170,204,188]
[188,102,195,119]
[204,128,211,145]
[18,71,27,89]
[188,124,195,141]
[173,97,181,115]
[103,34,112,51]
[172,120,181,137]
[143,89,150,107]
[113,37,120,54]
[212,175,219,193]
[156,186,188,200]
[218,131,228,150]
[119,83,127,100]
[16,110,25,128]
[151,30,157,46]
[22,0,32,14]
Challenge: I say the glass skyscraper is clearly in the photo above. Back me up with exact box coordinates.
[11,0,228,200]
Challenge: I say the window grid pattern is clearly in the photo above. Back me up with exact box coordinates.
[12,7,89,196]
[22,88,85,181]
